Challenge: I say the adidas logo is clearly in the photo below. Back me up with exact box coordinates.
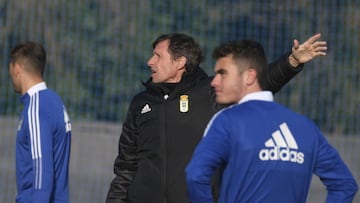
[141,104,152,114]
[258,122,304,164]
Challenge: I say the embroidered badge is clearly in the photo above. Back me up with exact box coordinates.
[179,95,189,113]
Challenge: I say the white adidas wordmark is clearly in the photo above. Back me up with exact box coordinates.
[259,122,304,164]
[141,104,152,114]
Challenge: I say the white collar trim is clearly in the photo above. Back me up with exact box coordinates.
[27,82,47,96]
[238,91,273,104]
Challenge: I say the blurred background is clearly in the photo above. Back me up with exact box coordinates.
[0,0,359,202]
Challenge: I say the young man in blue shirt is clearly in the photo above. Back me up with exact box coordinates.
[106,33,329,203]
[186,39,358,203]
[9,41,72,203]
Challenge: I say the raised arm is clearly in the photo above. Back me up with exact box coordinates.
[265,33,327,93]
[288,33,327,67]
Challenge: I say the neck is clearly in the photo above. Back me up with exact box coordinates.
[21,77,44,95]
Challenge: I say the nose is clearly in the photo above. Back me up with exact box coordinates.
[211,74,219,88]
[147,55,155,67]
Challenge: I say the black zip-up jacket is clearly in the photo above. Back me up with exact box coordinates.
[106,53,303,203]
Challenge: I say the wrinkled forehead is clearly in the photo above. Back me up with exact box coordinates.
[154,40,173,58]
[154,39,169,50]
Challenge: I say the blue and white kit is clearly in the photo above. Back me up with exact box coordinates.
[16,82,71,203]
[186,91,357,203]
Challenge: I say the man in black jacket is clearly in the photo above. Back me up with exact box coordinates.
[106,33,327,203]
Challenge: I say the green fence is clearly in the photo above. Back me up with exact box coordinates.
[1,0,359,202]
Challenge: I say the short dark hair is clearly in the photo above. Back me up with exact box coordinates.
[152,33,204,73]
[212,39,268,89]
[10,41,46,76]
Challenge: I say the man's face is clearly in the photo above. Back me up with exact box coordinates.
[147,40,184,83]
[9,62,21,93]
[211,56,246,104]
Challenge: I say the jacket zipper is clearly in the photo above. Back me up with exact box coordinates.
[162,94,169,203]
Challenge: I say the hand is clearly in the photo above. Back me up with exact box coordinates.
[288,33,327,67]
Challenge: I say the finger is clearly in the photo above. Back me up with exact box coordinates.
[314,47,327,56]
[293,39,300,49]
[315,46,328,51]
[305,33,322,44]
[313,41,327,47]
[314,52,327,56]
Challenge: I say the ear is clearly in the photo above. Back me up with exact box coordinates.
[10,62,21,76]
[176,56,187,69]
[245,68,257,85]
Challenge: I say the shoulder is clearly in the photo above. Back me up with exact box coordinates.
[210,104,248,124]
[127,89,156,114]
[131,89,153,103]
[217,101,282,122]
[36,89,66,114]
[38,88,62,100]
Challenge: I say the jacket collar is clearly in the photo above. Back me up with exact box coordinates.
[238,91,274,104]
[26,82,47,96]
[20,82,47,104]
[143,67,208,95]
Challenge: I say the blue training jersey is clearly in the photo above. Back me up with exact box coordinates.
[186,99,357,203]
[16,82,72,203]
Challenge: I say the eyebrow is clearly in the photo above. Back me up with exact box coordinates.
[215,68,226,75]
[153,50,160,56]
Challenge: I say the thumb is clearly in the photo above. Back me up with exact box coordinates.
[293,39,300,50]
